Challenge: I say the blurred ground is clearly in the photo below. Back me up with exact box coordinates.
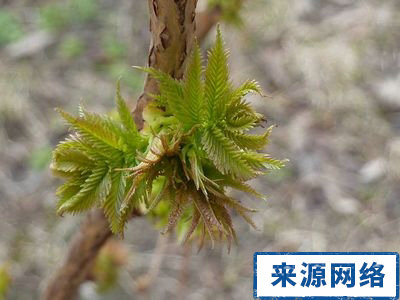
[1,0,400,299]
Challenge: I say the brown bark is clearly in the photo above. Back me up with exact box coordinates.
[133,2,225,128]
[133,0,198,129]
[43,211,112,299]
[43,1,198,299]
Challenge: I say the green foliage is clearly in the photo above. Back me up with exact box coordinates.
[208,0,244,26]
[30,145,53,171]
[0,11,23,46]
[39,0,98,31]
[59,36,85,59]
[51,82,147,232]
[52,29,285,249]
[0,265,11,300]
[102,34,128,61]
[69,0,98,23]
[39,3,69,30]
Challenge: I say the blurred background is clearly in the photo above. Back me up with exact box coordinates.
[1,0,400,299]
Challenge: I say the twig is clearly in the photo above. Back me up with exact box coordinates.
[43,210,113,299]
[196,6,222,43]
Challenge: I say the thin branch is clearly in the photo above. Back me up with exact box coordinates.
[43,210,112,299]
[196,6,222,43]
[133,0,198,129]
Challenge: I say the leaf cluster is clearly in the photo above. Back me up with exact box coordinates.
[51,83,146,232]
[51,28,285,249]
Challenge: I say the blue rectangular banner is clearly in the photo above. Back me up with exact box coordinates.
[254,252,399,300]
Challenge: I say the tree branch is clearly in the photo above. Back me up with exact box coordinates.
[133,0,197,129]
[43,211,112,299]
[196,6,222,43]
[43,1,197,299]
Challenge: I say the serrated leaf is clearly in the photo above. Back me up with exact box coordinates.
[103,170,126,233]
[137,67,187,123]
[52,148,94,173]
[182,208,201,244]
[182,42,205,128]
[224,129,270,150]
[220,196,257,229]
[202,125,256,180]
[57,166,110,214]
[204,26,230,120]
[57,108,123,153]
[263,156,287,170]
[225,99,261,131]
[115,81,145,150]
[211,202,236,251]
[116,81,136,132]
[231,79,262,102]
[191,191,217,247]
[162,190,186,234]
[221,176,265,199]
[146,178,169,212]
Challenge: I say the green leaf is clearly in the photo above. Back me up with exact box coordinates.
[262,156,287,170]
[57,166,110,214]
[221,176,265,199]
[202,125,255,180]
[182,42,205,128]
[224,129,270,150]
[103,170,126,233]
[56,180,82,210]
[146,177,169,212]
[187,148,207,195]
[57,109,123,152]
[115,81,147,151]
[204,26,230,120]
[116,81,138,136]
[225,99,262,131]
[231,79,262,102]
[137,67,186,121]
[52,147,94,173]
